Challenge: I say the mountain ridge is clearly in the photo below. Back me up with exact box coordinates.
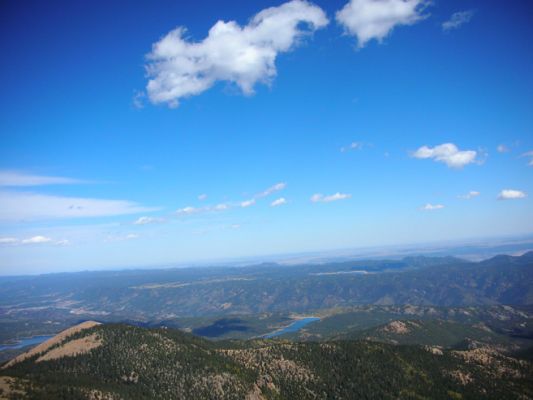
[1,322,532,399]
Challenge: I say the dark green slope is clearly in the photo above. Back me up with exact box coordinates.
[341,319,513,348]
[278,305,533,349]
[2,323,532,399]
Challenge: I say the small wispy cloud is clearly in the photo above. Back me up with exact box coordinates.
[132,90,146,109]
[0,191,158,222]
[21,235,52,244]
[176,206,202,216]
[521,151,533,167]
[412,143,478,169]
[311,192,351,203]
[497,144,510,153]
[0,237,19,245]
[240,199,256,208]
[133,216,164,225]
[172,182,286,218]
[175,202,230,217]
[0,171,85,187]
[458,190,480,200]
[0,235,69,246]
[340,142,364,153]
[271,197,287,207]
[442,10,475,31]
[498,189,527,200]
[214,203,229,211]
[421,203,444,211]
[256,182,287,198]
[106,233,140,242]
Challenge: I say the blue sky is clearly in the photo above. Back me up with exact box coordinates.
[0,0,532,274]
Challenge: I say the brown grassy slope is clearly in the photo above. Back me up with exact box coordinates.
[2,321,101,368]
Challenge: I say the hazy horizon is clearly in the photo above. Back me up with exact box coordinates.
[1,232,532,277]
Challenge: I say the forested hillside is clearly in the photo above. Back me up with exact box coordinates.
[1,323,532,399]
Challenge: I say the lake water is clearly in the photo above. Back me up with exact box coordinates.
[0,335,54,352]
[264,317,320,338]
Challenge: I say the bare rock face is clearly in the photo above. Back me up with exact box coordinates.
[381,320,410,335]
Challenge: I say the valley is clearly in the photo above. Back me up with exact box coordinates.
[1,252,532,398]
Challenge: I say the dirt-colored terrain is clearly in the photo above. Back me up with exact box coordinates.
[0,376,25,399]
[36,333,102,362]
[3,321,101,368]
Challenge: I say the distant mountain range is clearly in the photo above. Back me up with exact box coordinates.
[1,252,532,319]
[1,252,532,350]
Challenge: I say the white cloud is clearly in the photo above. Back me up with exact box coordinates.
[0,237,18,245]
[521,150,533,166]
[134,216,152,225]
[442,10,475,31]
[174,201,232,218]
[498,189,526,200]
[257,182,287,198]
[0,236,71,246]
[173,182,285,217]
[271,197,287,207]
[198,194,208,201]
[323,193,351,202]
[458,190,480,200]
[133,216,164,225]
[145,0,328,107]
[21,235,52,244]
[0,171,84,187]
[0,191,157,222]
[176,206,202,216]
[421,203,444,211]
[340,142,364,152]
[176,203,230,216]
[497,144,510,153]
[175,202,233,217]
[310,194,323,203]
[214,203,229,211]
[132,91,145,109]
[106,233,140,242]
[336,0,428,48]
[412,143,477,168]
[311,192,351,203]
[240,199,256,208]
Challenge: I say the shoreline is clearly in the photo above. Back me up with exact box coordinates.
[261,316,320,339]
[0,334,55,351]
